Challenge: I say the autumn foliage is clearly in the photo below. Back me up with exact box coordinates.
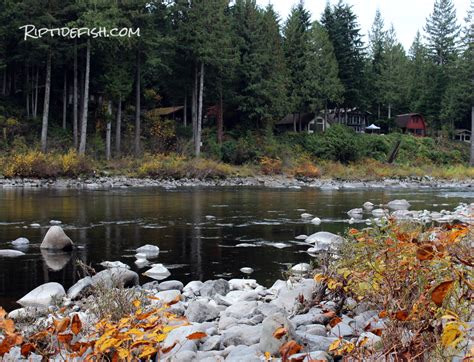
[315,219,473,360]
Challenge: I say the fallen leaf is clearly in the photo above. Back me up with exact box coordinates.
[378,310,388,318]
[54,317,70,334]
[416,244,435,261]
[186,331,207,340]
[273,327,287,339]
[161,342,177,354]
[71,314,82,335]
[57,333,73,344]
[432,280,454,307]
[395,311,409,321]
[329,317,342,328]
[21,343,35,357]
[279,340,303,361]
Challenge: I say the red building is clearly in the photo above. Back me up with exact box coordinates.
[395,113,427,136]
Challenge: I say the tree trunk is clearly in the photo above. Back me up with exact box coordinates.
[62,69,67,129]
[470,106,474,166]
[192,63,197,145]
[26,63,30,118]
[195,62,204,157]
[183,89,187,128]
[2,67,5,96]
[217,83,223,144]
[73,43,78,148]
[134,51,141,156]
[388,104,392,119]
[293,114,296,132]
[324,101,328,132]
[40,50,52,153]
[34,66,39,118]
[106,100,112,161]
[78,39,90,156]
[298,112,302,132]
[115,95,122,156]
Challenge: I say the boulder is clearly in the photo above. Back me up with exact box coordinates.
[225,345,260,362]
[387,199,411,210]
[288,351,332,361]
[301,213,313,219]
[40,226,74,251]
[11,237,29,246]
[0,249,25,257]
[92,268,139,288]
[17,282,65,308]
[305,324,327,336]
[240,267,254,275]
[259,313,297,355]
[143,264,171,280]
[185,301,219,323]
[295,234,308,240]
[67,277,93,300]
[291,263,311,274]
[272,279,315,312]
[200,335,222,352]
[363,202,374,210]
[372,208,388,218]
[229,279,257,290]
[290,308,327,327]
[329,321,354,337]
[357,332,382,348]
[100,261,130,269]
[347,208,364,218]
[159,280,184,291]
[305,232,343,251]
[295,333,338,351]
[200,279,230,298]
[222,324,262,347]
[224,301,259,320]
[311,217,322,225]
[136,244,160,257]
[154,290,181,304]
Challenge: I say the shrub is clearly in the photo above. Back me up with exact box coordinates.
[260,156,282,175]
[289,155,321,178]
[60,150,95,177]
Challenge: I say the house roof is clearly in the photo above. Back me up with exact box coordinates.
[454,129,472,135]
[395,113,423,128]
[276,113,315,125]
[152,106,184,116]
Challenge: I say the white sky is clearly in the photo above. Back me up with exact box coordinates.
[257,0,470,50]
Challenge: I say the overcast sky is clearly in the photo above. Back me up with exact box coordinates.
[256,0,470,50]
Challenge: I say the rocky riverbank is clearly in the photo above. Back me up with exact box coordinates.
[1,201,472,361]
[0,175,473,190]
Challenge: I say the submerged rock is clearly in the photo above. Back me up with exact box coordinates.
[17,282,66,308]
[347,208,364,218]
[136,244,160,257]
[11,237,30,246]
[40,226,74,251]
[0,249,25,257]
[143,264,171,280]
[387,199,411,210]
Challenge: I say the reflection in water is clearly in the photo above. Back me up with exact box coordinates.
[0,186,472,310]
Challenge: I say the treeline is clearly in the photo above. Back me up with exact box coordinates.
[0,0,472,158]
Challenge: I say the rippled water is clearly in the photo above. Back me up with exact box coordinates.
[0,186,472,310]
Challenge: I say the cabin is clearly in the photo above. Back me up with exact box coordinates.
[395,113,426,136]
[275,113,326,133]
[453,129,471,143]
[326,108,370,133]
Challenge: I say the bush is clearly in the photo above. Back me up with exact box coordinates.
[289,155,321,178]
[259,156,282,175]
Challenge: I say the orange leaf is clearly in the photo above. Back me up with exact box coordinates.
[273,327,287,339]
[0,307,6,319]
[329,317,342,328]
[372,328,383,336]
[431,280,454,307]
[416,244,435,261]
[57,333,73,344]
[21,343,36,357]
[71,314,82,335]
[161,342,177,354]
[167,295,181,306]
[2,319,15,334]
[186,332,207,340]
[279,340,303,360]
[395,311,409,321]
[378,310,388,318]
[54,317,70,334]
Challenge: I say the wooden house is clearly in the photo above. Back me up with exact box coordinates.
[275,113,325,133]
[453,129,471,143]
[395,113,426,136]
[326,108,370,133]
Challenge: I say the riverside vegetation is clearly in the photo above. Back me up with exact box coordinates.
[0,202,472,361]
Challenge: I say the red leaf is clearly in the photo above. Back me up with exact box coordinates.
[186,332,207,340]
[279,340,303,361]
[71,314,82,335]
[431,280,454,307]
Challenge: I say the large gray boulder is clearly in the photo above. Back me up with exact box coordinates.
[259,313,297,355]
[67,277,93,300]
[225,345,260,362]
[91,268,139,288]
[221,324,262,347]
[200,279,230,298]
[185,301,219,323]
[40,226,74,251]
[17,282,65,308]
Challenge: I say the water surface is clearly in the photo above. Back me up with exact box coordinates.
[0,186,472,310]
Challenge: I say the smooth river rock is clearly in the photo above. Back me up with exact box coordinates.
[185,301,219,323]
[305,231,343,251]
[259,313,297,355]
[387,199,411,210]
[143,264,171,280]
[92,268,139,288]
[17,282,66,308]
[40,226,74,251]
[0,249,25,257]
[11,237,30,246]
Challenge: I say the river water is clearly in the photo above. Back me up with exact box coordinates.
[0,186,473,310]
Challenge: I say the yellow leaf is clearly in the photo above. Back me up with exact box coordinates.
[139,345,157,358]
[314,273,326,282]
[272,327,287,339]
[97,338,122,353]
[116,347,130,359]
[264,351,272,360]
[133,300,141,308]
[441,322,467,348]
[329,339,341,351]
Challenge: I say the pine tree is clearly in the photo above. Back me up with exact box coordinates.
[424,0,461,65]
[368,9,386,119]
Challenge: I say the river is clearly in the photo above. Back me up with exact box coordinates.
[0,186,473,310]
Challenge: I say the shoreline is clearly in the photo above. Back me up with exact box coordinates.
[0,175,473,190]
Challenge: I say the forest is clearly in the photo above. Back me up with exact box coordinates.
[0,0,472,170]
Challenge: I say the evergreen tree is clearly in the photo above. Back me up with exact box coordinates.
[368,9,386,119]
[321,0,366,109]
[424,0,461,65]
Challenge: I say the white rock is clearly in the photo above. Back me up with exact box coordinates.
[295,234,308,240]
[357,332,382,347]
[372,208,387,218]
[310,217,321,225]
[363,202,374,210]
[49,220,62,225]
[306,247,319,255]
[387,199,411,210]
[235,243,258,248]
[154,290,181,304]
[17,282,66,308]
[67,277,93,299]
[11,237,30,246]
[0,249,25,257]
[240,267,254,274]
[347,208,364,218]
[268,242,290,249]
[229,279,257,290]
[291,263,311,274]
[30,223,41,228]
[143,264,170,280]
[100,261,130,269]
[301,213,313,219]
[305,231,343,251]
[40,226,74,250]
[136,244,160,257]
